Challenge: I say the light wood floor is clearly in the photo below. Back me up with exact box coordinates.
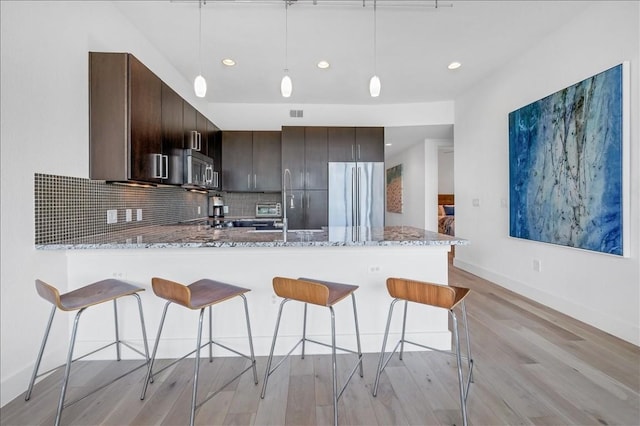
[2,261,639,425]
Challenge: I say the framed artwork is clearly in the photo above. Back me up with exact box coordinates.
[386,164,403,213]
[509,63,628,256]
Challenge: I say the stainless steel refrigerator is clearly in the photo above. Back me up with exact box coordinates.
[328,162,384,230]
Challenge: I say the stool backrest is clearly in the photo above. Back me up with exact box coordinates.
[386,277,468,310]
[152,277,191,306]
[273,277,330,306]
[36,279,62,307]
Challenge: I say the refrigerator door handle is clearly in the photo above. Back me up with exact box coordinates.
[351,166,357,227]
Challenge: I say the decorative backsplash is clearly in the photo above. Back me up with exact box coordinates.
[34,173,207,244]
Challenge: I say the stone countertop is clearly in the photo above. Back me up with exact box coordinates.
[36,225,468,250]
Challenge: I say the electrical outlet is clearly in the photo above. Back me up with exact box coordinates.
[472,198,480,207]
[223,205,229,214]
[107,209,117,224]
[136,209,142,221]
[369,265,381,273]
[197,206,201,214]
[533,259,541,272]
[125,209,132,222]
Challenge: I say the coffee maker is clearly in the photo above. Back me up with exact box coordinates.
[208,195,225,227]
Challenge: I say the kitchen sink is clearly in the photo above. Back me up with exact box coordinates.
[247,229,324,234]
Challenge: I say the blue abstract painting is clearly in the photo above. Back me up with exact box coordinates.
[509,64,624,255]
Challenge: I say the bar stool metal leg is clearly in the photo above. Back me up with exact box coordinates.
[55,308,85,426]
[461,300,474,383]
[240,294,259,384]
[451,311,468,426]
[189,308,206,426]
[330,306,338,426]
[141,301,171,400]
[261,299,288,398]
[399,300,409,360]
[208,305,213,362]
[113,300,122,361]
[372,299,399,397]
[351,293,364,378]
[301,302,308,359]
[25,306,56,401]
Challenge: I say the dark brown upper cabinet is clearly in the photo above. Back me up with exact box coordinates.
[90,52,166,184]
[222,131,281,192]
[161,82,185,185]
[282,126,328,191]
[327,126,384,162]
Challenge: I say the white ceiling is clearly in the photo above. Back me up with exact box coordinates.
[114,0,595,105]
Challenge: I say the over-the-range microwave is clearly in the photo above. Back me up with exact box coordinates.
[182,149,218,190]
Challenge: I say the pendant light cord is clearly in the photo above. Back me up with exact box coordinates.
[198,0,203,75]
[373,0,377,74]
[284,1,289,72]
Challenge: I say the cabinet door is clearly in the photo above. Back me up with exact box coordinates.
[161,83,184,185]
[253,131,282,191]
[304,127,328,190]
[129,55,162,182]
[196,111,208,156]
[355,127,385,162]
[328,127,356,162]
[281,126,305,190]
[183,101,198,151]
[304,190,328,229]
[222,131,253,191]
[284,189,305,229]
[208,121,221,189]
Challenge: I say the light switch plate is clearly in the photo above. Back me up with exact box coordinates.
[136,209,142,221]
[107,209,117,224]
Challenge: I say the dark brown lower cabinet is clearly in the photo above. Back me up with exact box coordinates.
[284,189,327,230]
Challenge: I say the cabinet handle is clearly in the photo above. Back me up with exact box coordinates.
[197,132,202,151]
[247,174,251,189]
[162,155,168,179]
[254,174,257,188]
[351,145,355,161]
[357,144,361,160]
[152,153,163,179]
[205,166,213,184]
[306,193,310,209]
[300,172,304,187]
[190,131,198,150]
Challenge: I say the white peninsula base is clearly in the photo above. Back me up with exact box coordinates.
[66,244,453,359]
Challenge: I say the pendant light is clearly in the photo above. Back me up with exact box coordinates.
[369,0,381,97]
[194,0,207,98]
[280,1,292,98]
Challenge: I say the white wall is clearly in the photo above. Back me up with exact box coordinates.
[438,148,455,194]
[454,2,640,345]
[0,1,455,407]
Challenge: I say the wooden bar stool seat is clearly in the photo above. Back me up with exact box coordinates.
[140,277,258,426]
[25,279,150,426]
[372,277,475,426]
[261,276,363,426]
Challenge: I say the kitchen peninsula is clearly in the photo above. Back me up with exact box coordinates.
[48,225,467,359]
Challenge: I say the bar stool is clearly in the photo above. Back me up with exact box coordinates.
[372,277,474,426]
[261,276,363,426]
[140,277,258,426]
[25,279,150,426]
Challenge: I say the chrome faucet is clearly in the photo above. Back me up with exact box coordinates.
[282,168,294,241]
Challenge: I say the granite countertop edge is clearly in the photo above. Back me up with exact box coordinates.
[35,225,469,250]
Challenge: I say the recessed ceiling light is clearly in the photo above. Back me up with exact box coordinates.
[448,61,462,70]
[385,143,392,146]
[317,60,330,69]
[222,58,236,67]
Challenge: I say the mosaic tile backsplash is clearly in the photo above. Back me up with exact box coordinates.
[35,173,208,244]
[34,173,284,244]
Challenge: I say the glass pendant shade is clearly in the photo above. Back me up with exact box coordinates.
[369,75,381,97]
[281,74,292,98]
[194,74,207,98]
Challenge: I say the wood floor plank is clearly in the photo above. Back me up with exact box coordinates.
[254,356,290,426]
[285,374,316,425]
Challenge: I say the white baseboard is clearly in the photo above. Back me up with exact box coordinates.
[453,258,640,346]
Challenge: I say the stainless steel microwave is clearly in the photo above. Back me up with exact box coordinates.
[183,149,218,190]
